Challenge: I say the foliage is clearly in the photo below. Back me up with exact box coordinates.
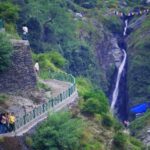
[82,97,102,115]
[32,112,85,150]
[27,17,42,53]
[36,81,51,91]
[83,90,109,115]
[76,77,93,97]
[0,1,19,23]
[48,51,67,68]
[0,93,8,104]
[113,119,123,132]
[129,137,144,149]
[76,77,109,116]
[15,0,102,89]
[102,114,114,128]
[101,15,123,35]
[113,132,127,149]
[127,14,150,106]
[130,111,150,136]
[25,136,33,147]
[32,51,66,72]
[0,32,13,72]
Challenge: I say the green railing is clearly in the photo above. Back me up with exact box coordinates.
[15,71,76,130]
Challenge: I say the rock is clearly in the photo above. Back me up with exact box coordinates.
[111,38,123,68]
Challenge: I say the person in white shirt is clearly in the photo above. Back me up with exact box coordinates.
[22,26,28,40]
[34,62,39,73]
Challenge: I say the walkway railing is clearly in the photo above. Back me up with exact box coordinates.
[14,71,76,130]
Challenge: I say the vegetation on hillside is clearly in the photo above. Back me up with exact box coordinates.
[29,77,144,150]
[0,33,13,72]
[127,14,150,107]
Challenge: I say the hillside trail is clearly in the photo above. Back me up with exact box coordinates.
[38,77,71,97]
[0,76,78,136]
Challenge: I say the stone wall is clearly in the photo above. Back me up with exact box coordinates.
[0,40,37,93]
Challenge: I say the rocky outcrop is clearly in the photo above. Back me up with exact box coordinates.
[95,25,123,93]
[0,40,37,94]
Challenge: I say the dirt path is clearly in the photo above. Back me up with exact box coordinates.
[44,79,71,97]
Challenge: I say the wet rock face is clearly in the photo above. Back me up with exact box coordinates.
[0,40,37,94]
[95,27,123,93]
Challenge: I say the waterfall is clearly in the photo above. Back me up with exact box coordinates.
[110,50,127,112]
[110,19,128,114]
[123,20,128,36]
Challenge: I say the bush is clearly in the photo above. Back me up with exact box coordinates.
[48,51,67,68]
[25,136,33,147]
[0,32,13,72]
[76,77,93,97]
[102,114,114,128]
[82,98,101,115]
[113,132,127,148]
[81,90,109,115]
[32,51,66,71]
[36,81,51,91]
[0,94,8,104]
[32,112,85,150]
[0,2,19,23]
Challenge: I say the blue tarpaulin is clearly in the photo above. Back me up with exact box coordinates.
[130,103,147,114]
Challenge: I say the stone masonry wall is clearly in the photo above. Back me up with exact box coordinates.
[0,40,37,93]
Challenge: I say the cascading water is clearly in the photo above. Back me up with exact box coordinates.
[110,20,128,114]
[123,20,128,36]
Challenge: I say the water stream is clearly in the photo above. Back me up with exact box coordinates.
[110,20,128,114]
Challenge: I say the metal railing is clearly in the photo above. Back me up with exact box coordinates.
[14,71,76,130]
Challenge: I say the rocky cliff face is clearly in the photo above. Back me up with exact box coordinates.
[95,22,123,95]
[0,40,37,94]
[126,13,150,108]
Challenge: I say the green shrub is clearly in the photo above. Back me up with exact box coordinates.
[102,114,114,128]
[32,112,85,150]
[130,137,143,148]
[0,93,8,104]
[48,51,67,68]
[113,132,127,149]
[0,32,13,72]
[76,77,93,97]
[36,81,51,91]
[82,98,101,115]
[0,2,19,23]
[32,51,66,71]
[113,120,123,132]
[25,136,33,147]
[81,90,109,115]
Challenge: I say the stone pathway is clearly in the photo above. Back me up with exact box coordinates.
[0,78,78,137]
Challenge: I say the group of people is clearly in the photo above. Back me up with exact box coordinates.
[0,112,16,134]
[114,9,149,18]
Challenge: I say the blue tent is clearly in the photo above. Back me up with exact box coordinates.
[130,103,147,114]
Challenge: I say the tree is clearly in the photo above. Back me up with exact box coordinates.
[32,112,84,150]
[0,2,19,23]
[0,33,13,72]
